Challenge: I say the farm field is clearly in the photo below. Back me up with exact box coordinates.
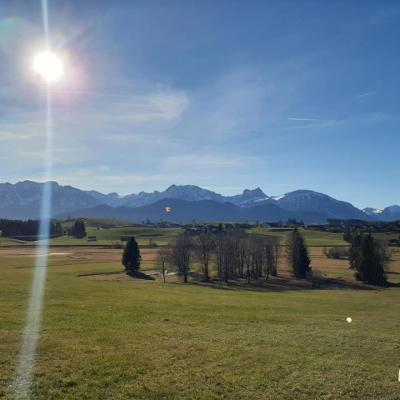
[0,243,399,399]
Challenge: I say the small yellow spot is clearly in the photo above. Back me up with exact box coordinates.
[165,206,172,213]
[346,317,352,323]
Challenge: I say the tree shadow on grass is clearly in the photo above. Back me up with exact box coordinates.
[126,270,155,280]
[187,275,384,293]
[78,270,155,280]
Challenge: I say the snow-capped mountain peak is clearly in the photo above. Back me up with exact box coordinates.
[363,207,383,215]
[0,181,398,222]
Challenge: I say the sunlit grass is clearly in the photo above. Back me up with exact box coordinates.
[250,228,347,246]
[1,249,399,399]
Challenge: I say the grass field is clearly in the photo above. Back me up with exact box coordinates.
[1,244,399,399]
[0,226,182,247]
[49,226,182,246]
[250,227,347,246]
[0,237,27,246]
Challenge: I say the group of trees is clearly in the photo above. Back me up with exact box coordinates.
[0,219,63,240]
[0,218,89,241]
[121,230,312,283]
[121,227,389,287]
[213,234,279,283]
[160,231,281,283]
[121,232,281,283]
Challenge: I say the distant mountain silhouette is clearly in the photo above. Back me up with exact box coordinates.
[0,180,397,222]
[57,198,295,223]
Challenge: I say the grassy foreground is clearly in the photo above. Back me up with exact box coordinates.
[1,250,399,399]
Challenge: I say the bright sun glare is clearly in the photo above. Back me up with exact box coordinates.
[33,51,64,83]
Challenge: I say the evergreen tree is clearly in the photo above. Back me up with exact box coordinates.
[72,219,86,238]
[286,228,311,278]
[53,222,63,237]
[348,232,362,270]
[122,236,141,273]
[350,233,387,286]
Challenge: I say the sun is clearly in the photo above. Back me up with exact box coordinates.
[33,51,64,83]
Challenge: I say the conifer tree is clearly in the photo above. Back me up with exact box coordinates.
[72,219,86,238]
[350,233,387,286]
[122,236,141,274]
[286,228,311,278]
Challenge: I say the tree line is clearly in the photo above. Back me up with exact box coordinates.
[0,219,63,240]
[0,218,87,240]
[167,231,283,283]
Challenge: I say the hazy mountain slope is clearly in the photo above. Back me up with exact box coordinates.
[0,181,101,219]
[1,181,397,222]
[272,190,369,220]
[59,198,337,223]
[59,199,242,222]
[120,185,225,207]
[378,205,400,222]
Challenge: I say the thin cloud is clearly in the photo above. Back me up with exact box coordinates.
[286,116,342,131]
[287,117,322,121]
[355,91,377,100]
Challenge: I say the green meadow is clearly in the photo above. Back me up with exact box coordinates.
[1,243,399,399]
[49,226,182,246]
[2,222,395,248]
[250,227,347,246]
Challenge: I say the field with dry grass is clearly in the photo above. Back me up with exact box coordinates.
[1,240,399,399]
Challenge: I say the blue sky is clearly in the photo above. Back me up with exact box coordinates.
[0,0,399,208]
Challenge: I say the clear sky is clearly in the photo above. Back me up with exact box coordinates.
[0,0,399,208]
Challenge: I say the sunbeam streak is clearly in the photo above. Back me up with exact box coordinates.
[13,1,54,399]
[13,89,53,400]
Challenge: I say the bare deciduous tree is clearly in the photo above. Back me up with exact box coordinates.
[194,233,214,281]
[156,246,171,283]
[242,236,253,284]
[263,237,279,279]
[170,234,193,283]
[250,236,264,279]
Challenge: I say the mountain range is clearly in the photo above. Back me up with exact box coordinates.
[0,181,399,223]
